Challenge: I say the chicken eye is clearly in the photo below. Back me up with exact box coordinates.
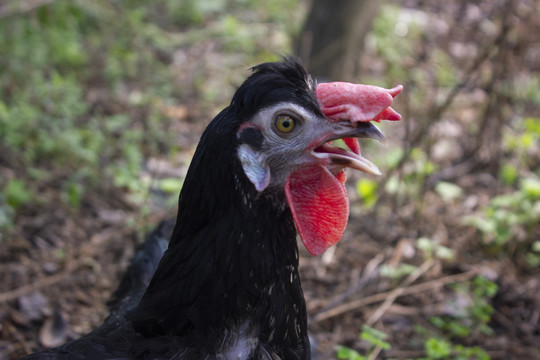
[275,115,296,133]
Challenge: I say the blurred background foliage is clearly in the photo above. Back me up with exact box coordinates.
[0,0,539,359]
[0,0,304,231]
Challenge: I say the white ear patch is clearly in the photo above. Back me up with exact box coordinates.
[238,144,270,192]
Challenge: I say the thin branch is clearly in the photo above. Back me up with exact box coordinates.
[424,0,515,187]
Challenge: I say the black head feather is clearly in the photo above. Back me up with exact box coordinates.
[231,57,322,123]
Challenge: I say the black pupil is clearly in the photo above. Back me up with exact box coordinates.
[282,118,291,128]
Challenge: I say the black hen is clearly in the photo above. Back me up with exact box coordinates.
[23,57,401,360]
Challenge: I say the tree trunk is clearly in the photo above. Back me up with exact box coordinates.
[295,0,381,81]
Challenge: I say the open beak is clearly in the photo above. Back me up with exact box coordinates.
[312,122,386,176]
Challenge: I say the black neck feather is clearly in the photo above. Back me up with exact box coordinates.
[131,105,309,357]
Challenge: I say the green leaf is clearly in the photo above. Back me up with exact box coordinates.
[447,321,471,337]
[454,345,491,360]
[435,181,463,202]
[335,345,365,360]
[526,252,540,267]
[520,132,534,148]
[5,179,32,209]
[425,337,451,359]
[159,177,184,194]
[416,237,434,256]
[384,175,400,194]
[521,177,540,200]
[356,179,379,208]
[462,215,496,234]
[384,147,404,169]
[360,325,391,350]
[499,163,518,185]
[0,196,15,230]
[473,276,498,298]
[435,245,455,260]
[524,117,540,135]
[380,263,417,279]
[429,316,445,329]
[64,181,84,208]
[490,193,520,208]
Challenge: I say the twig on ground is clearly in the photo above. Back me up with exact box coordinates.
[319,253,385,313]
[367,345,382,360]
[313,269,477,323]
[0,269,72,303]
[366,259,434,326]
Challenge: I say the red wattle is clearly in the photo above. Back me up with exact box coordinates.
[285,165,349,256]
